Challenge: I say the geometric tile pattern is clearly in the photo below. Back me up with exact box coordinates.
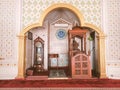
[106,0,120,79]
[106,0,120,62]
[0,0,17,61]
[22,0,101,28]
[107,0,120,36]
[107,36,120,61]
[0,0,18,79]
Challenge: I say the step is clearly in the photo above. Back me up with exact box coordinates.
[26,76,48,80]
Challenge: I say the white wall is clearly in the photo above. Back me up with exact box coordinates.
[49,25,69,54]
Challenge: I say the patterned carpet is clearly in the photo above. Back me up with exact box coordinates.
[49,70,66,78]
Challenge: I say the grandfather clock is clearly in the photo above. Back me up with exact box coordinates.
[34,37,44,72]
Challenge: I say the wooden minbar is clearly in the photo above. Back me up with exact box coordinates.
[68,26,91,79]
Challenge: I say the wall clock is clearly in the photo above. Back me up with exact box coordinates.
[56,29,66,39]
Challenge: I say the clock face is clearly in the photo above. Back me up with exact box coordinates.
[56,29,66,39]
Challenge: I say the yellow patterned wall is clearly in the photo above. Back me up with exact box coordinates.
[22,0,101,28]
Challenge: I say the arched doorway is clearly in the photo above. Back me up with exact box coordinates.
[16,3,106,79]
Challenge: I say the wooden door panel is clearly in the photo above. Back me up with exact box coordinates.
[71,54,91,78]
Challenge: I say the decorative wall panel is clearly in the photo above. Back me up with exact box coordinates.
[58,53,68,66]
[22,0,101,28]
[0,0,16,59]
[106,0,120,79]
[0,0,18,79]
[106,0,120,62]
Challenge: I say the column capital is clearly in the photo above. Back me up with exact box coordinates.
[96,35,107,39]
[17,35,27,39]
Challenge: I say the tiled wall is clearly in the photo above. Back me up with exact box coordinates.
[106,0,120,79]
[22,0,101,28]
[0,0,18,79]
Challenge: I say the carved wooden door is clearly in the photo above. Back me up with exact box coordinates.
[72,54,91,78]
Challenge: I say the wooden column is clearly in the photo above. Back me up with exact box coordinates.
[84,35,86,53]
[16,35,26,79]
[98,35,107,78]
[81,37,83,51]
